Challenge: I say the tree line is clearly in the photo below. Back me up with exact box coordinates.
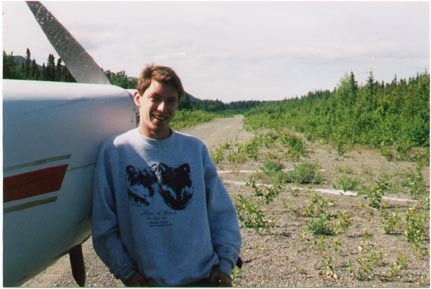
[3,49,137,89]
[3,49,75,82]
[244,71,429,161]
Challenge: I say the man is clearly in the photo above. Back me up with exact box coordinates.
[92,64,242,287]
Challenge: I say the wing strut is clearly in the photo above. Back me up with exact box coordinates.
[69,245,86,287]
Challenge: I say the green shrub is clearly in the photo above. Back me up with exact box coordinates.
[403,166,427,200]
[404,206,428,244]
[247,177,282,204]
[234,194,266,229]
[307,214,334,236]
[287,163,323,184]
[381,208,401,235]
[279,132,307,160]
[261,160,285,184]
[360,177,390,209]
[334,175,360,191]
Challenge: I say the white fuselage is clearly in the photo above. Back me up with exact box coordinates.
[3,80,137,286]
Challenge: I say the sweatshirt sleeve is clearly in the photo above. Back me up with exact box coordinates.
[203,146,242,276]
[91,140,136,282]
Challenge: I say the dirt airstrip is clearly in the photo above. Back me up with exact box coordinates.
[24,116,429,287]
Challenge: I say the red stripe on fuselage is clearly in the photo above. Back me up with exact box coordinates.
[3,165,68,202]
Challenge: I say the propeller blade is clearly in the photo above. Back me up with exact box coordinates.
[26,1,111,85]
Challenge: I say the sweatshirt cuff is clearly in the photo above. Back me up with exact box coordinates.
[218,258,234,276]
[119,270,136,284]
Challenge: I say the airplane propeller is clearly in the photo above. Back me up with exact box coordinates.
[26,1,111,85]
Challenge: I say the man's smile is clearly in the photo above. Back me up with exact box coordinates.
[152,114,169,122]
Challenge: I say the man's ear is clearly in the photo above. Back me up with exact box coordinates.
[133,91,141,107]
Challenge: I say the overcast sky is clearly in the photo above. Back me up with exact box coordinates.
[2,1,430,102]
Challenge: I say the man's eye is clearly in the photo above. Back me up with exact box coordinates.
[150,96,162,103]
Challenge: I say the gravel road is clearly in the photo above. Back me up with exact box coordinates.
[23,115,251,287]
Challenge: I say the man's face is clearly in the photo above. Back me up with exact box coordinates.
[134,79,179,139]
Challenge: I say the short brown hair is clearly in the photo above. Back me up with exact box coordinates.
[136,64,184,99]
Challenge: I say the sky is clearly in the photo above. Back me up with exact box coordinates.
[2,1,430,102]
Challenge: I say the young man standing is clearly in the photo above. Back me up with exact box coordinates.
[92,65,242,287]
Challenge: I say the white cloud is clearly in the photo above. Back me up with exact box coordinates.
[2,1,429,102]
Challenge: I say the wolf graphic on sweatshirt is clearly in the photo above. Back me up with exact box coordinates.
[126,162,193,210]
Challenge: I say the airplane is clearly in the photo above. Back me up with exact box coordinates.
[3,2,138,286]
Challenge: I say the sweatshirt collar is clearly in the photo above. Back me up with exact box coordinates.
[135,128,176,147]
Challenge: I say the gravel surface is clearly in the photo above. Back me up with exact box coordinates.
[23,116,430,287]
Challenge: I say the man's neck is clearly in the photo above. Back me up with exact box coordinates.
[138,127,172,140]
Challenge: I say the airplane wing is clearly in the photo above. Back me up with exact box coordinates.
[3,80,137,286]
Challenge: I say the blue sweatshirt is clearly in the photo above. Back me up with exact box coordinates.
[92,128,241,286]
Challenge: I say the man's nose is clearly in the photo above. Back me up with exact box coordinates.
[157,100,167,112]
